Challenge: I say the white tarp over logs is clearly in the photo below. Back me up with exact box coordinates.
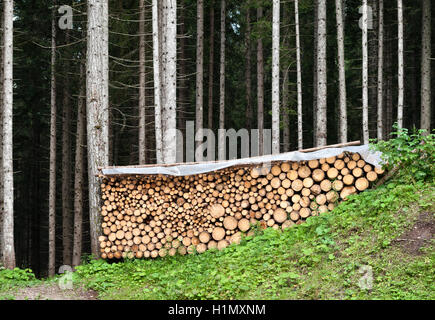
[100,144,383,177]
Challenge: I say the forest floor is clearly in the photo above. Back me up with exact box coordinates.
[3,284,98,300]
[1,177,434,300]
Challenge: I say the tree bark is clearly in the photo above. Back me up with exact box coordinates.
[48,2,57,276]
[257,6,264,154]
[397,0,404,128]
[72,63,85,267]
[208,1,215,130]
[178,6,187,161]
[362,0,369,144]
[138,0,146,164]
[195,0,204,151]
[336,0,347,143]
[271,0,280,154]
[218,0,226,159]
[420,0,431,133]
[377,0,384,140]
[281,68,290,151]
[244,5,252,131]
[295,0,303,150]
[152,0,163,163]
[315,0,327,146]
[86,0,109,258]
[0,2,4,265]
[385,30,393,138]
[312,0,318,147]
[281,5,290,152]
[62,31,72,266]
[1,0,15,269]
[368,0,378,138]
[162,0,177,164]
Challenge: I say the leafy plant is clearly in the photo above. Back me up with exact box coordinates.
[370,123,435,181]
[0,268,36,282]
[0,267,39,294]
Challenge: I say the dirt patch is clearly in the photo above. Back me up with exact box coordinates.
[10,283,98,300]
[393,211,435,255]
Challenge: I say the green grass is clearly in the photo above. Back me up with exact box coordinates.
[72,178,435,300]
[0,267,41,299]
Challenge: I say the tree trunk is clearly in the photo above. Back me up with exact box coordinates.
[218,0,226,160]
[420,0,431,133]
[0,2,4,265]
[162,0,177,164]
[368,0,378,138]
[159,0,166,145]
[281,5,290,152]
[62,31,72,266]
[178,6,187,162]
[48,2,56,276]
[336,0,347,143]
[312,0,318,147]
[271,0,280,154]
[195,0,204,151]
[86,0,109,258]
[385,31,393,138]
[377,0,384,140]
[208,1,215,130]
[257,6,264,154]
[315,0,327,146]
[397,0,404,128]
[244,5,252,131]
[138,0,146,164]
[1,0,15,269]
[282,68,290,151]
[362,0,369,144]
[72,63,85,267]
[295,0,303,150]
[152,0,163,163]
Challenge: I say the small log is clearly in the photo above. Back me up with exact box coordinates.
[298,166,311,178]
[281,220,295,230]
[212,227,226,241]
[355,177,369,191]
[320,179,332,192]
[273,208,287,223]
[238,218,251,232]
[199,231,211,243]
[223,216,238,230]
[327,167,339,179]
[299,207,311,218]
[209,204,225,219]
[366,171,378,182]
[343,174,354,185]
[217,240,229,250]
[196,243,207,254]
[340,186,356,200]
[312,169,325,182]
[281,162,291,172]
[291,179,303,192]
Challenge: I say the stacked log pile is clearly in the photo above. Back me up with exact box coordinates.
[98,152,384,259]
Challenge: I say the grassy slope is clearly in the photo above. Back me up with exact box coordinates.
[72,179,435,300]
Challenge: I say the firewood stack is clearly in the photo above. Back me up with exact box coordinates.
[98,152,384,259]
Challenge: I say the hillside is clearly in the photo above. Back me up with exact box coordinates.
[72,178,433,300]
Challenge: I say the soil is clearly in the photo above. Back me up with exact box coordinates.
[393,211,435,255]
[9,283,98,300]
